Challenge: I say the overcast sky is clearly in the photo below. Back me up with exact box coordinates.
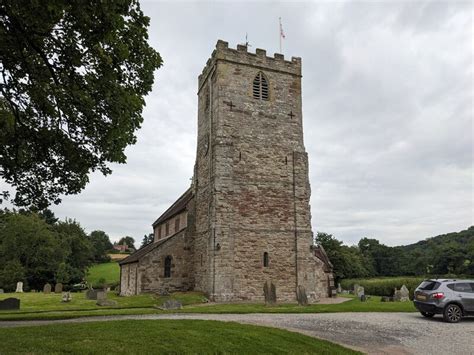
[2,0,472,247]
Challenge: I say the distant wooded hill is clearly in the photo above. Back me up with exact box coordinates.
[316,226,474,281]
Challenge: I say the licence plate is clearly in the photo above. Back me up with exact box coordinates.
[416,294,427,301]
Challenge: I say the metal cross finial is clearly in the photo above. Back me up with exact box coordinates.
[241,33,251,50]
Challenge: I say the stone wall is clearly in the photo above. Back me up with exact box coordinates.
[153,211,188,242]
[193,40,332,302]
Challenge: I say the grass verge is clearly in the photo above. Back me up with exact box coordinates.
[86,262,120,285]
[0,292,416,321]
[0,319,360,354]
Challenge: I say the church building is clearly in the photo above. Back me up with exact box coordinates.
[119,40,334,302]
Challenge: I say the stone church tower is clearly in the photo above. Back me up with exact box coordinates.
[119,40,334,302]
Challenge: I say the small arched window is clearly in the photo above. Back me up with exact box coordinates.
[263,252,269,267]
[164,255,172,278]
[253,72,269,100]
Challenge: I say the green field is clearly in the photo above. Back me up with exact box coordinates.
[86,262,120,286]
[0,292,416,321]
[0,319,359,354]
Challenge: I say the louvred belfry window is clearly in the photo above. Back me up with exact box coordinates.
[253,72,269,100]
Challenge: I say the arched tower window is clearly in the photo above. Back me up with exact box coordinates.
[253,72,269,100]
[164,255,172,278]
[263,252,269,267]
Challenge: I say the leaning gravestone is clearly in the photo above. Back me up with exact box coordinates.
[263,281,277,305]
[43,283,52,294]
[61,292,72,303]
[296,285,308,306]
[54,283,63,293]
[15,282,23,293]
[85,289,98,300]
[0,298,20,310]
[399,285,410,302]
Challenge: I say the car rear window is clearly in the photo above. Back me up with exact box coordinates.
[419,281,440,290]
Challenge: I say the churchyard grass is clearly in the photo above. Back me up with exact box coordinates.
[0,319,360,354]
[0,291,204,320]
[86,262,120,286]
[0,292,416,321]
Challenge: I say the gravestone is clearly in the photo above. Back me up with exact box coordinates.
[15,282,23,293]
[43,283,52,294]
[263,281,276,305]
[352,284,359,295]
[296,285,308,306]
[381,296,394,302]
[97,299,118,307]
[96,291,107,301]
[0,289,4,294]
[61,292,72,303]
[393,288,401,301]
[159,299,183,310]
[85,289,98,300]
[355,285,365,298]
[399,285,410,302]
[54,283,63,293]
[360,294,367,302]
[337,283,342,293]
[31,289,36,293]
[0,298,20,310]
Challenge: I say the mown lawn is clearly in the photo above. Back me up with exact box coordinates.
[0,292,416,321]
[0,319,360,354]
[0,291,205,320]
[86,262,120,285]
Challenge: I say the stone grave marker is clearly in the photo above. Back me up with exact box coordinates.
[337,283,342,293]
[296,285,308,306]
[15,282,23,293]
[356,285,365,298]
[96,291,107,301]
[0,289,4,294]
[360,294,367,302]
[61,292,72,303]
[31,289,36,293]
[159,299,183,310]
[54,283,63,293]
[86,289,98,300]
[0,298,20,310]
[43,283,52,294]
[352,284,359,295]
[400,285,410,302]
[263,281,276,305]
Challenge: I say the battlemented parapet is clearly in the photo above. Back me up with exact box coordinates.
[198,40,302,93]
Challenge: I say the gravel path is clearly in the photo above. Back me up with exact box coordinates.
[1,312,473,354]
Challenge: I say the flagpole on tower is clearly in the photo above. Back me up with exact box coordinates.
[279,17,282,53]
[279,17,286,53]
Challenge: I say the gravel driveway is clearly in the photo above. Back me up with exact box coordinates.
[1,312,473,354]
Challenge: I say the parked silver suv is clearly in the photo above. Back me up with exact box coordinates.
[414,279,474,323]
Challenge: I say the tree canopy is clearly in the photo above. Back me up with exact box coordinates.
[0,1,162,208]
[317,226,474,282]
[118,236,135,250]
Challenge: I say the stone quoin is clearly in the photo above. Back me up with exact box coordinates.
[119,40,334,302]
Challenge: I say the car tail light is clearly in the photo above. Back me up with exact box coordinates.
[432,292,444,300]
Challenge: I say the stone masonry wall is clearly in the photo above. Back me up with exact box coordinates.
[194,40,332,302]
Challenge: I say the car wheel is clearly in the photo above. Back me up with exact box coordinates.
[421,311,435,318]
[443,304,462,323]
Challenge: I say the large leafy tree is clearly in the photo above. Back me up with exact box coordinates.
[0,1,162,208]
[89,230,113,263]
